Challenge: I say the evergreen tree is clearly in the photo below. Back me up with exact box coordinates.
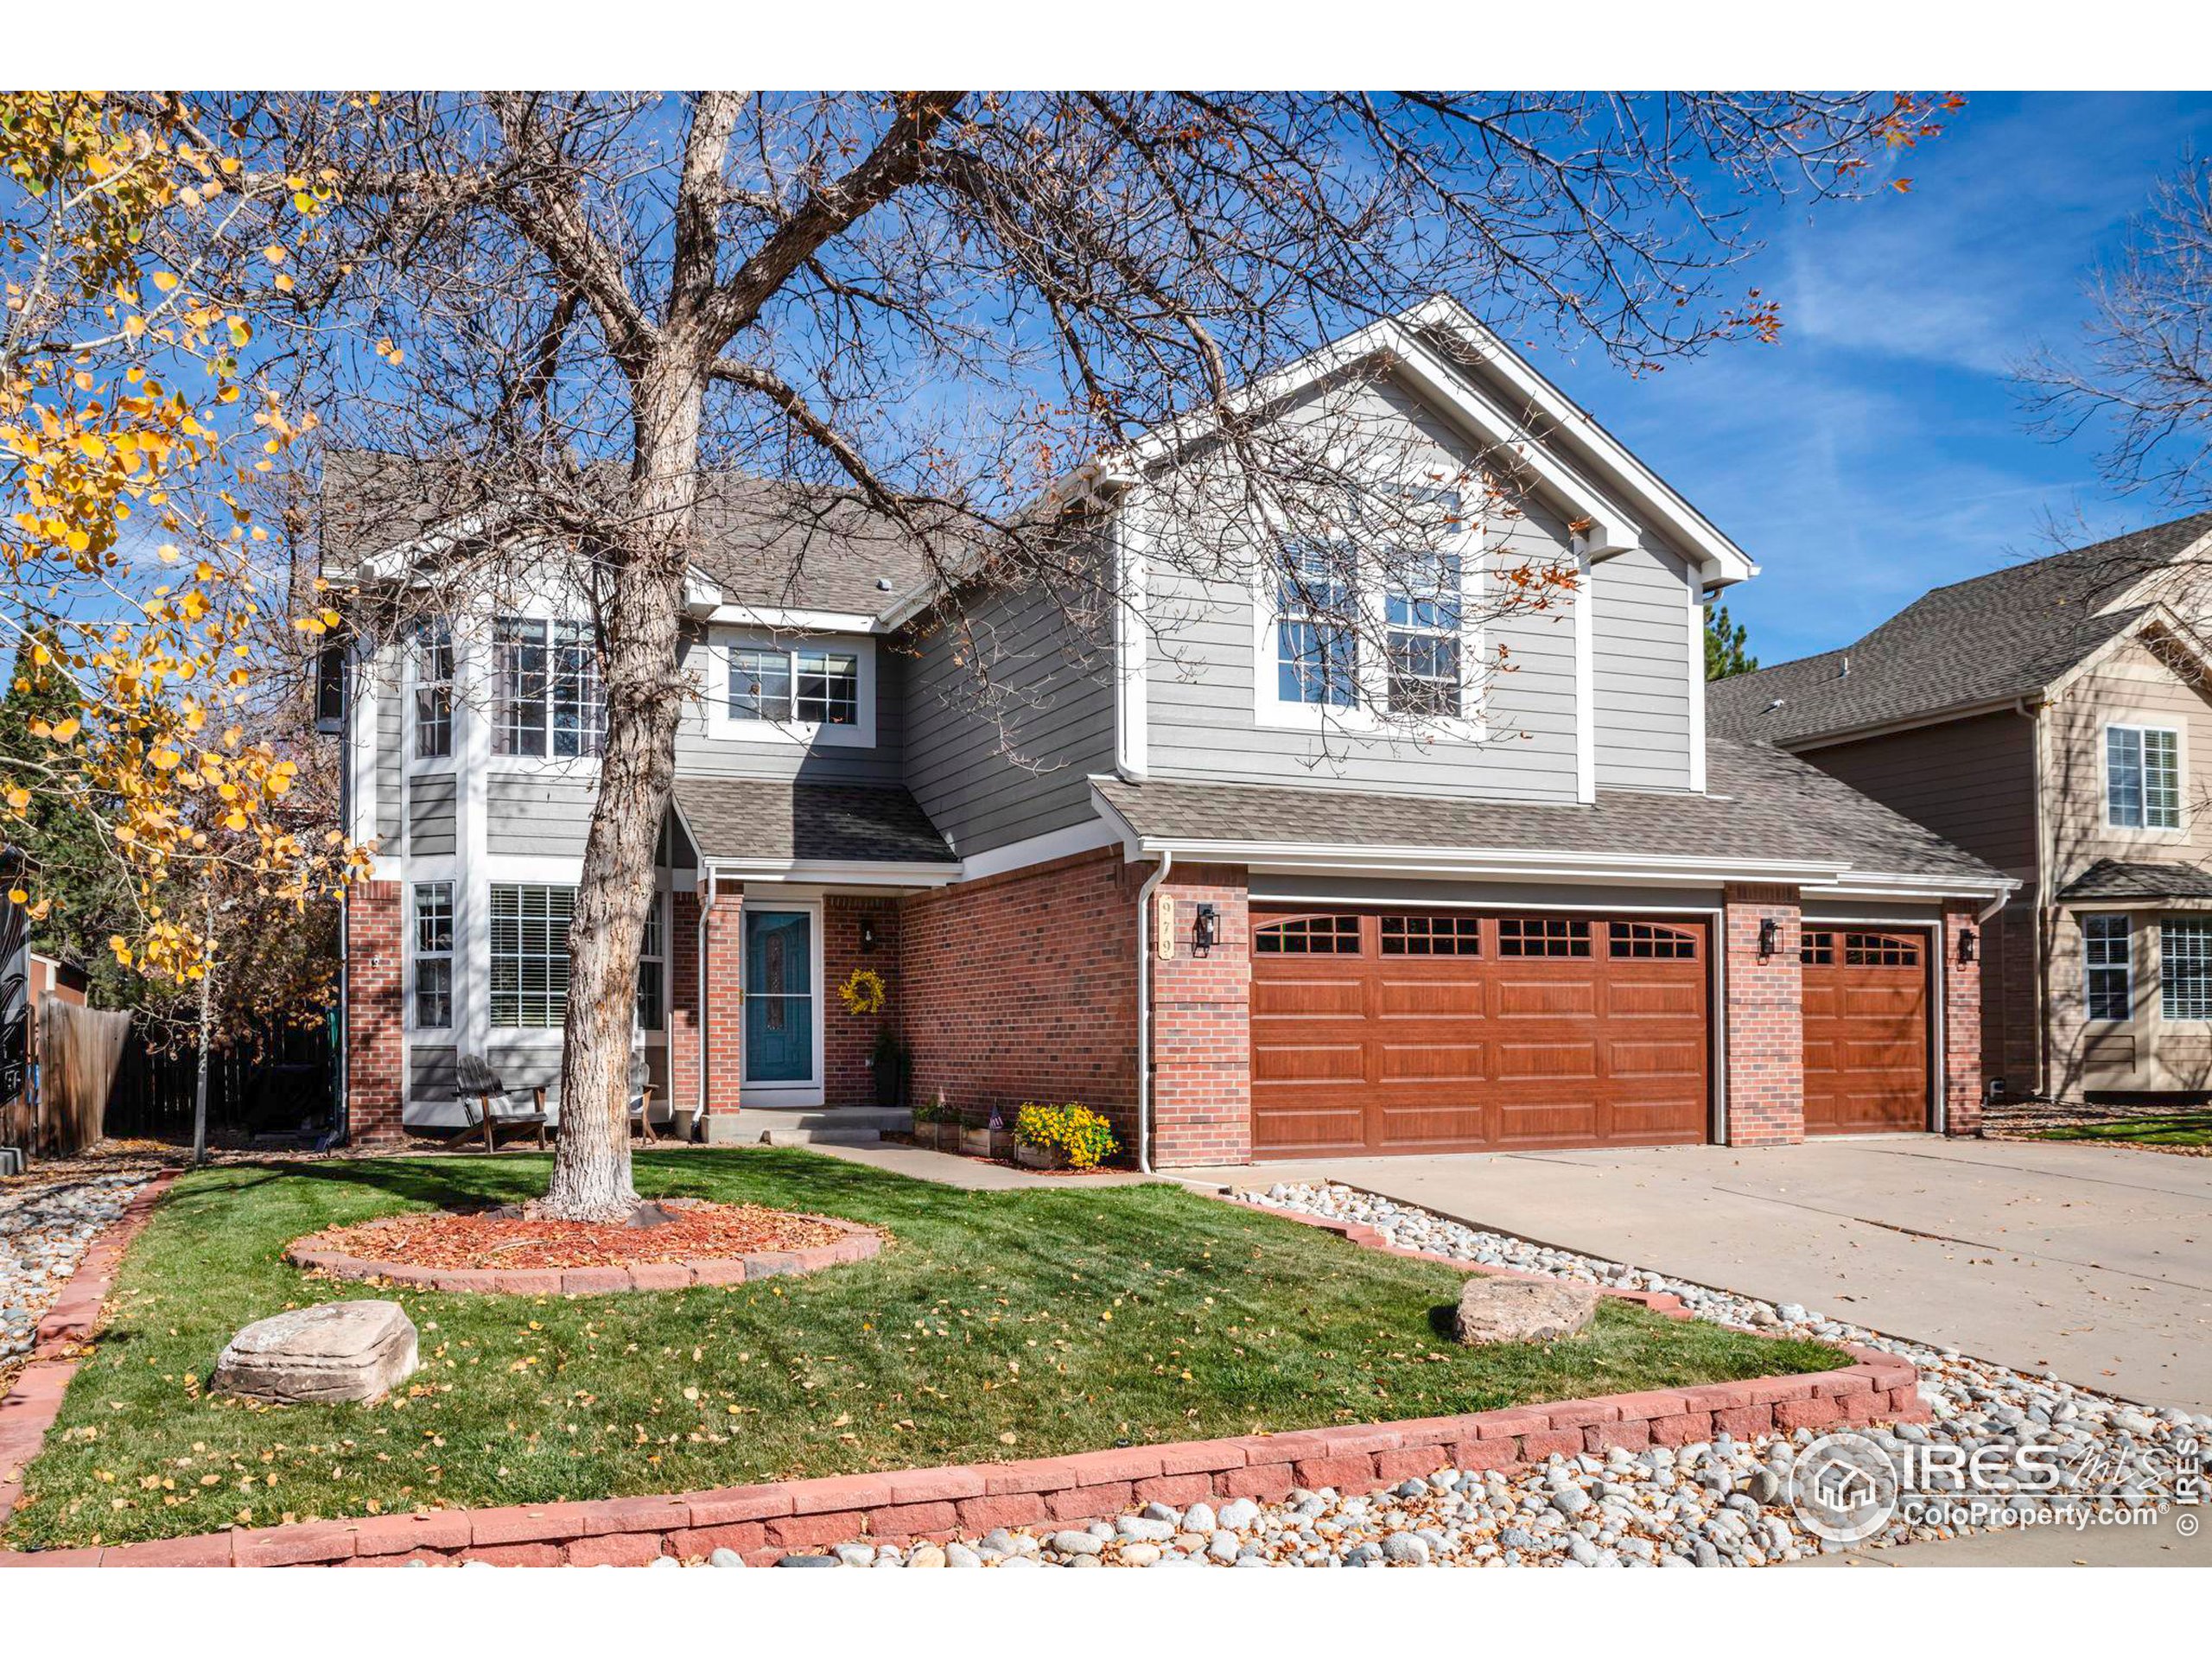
[1705,602,1759,681]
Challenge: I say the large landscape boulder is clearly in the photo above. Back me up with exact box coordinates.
[213,1300,419,1404]
[1453,1276,1599,1344]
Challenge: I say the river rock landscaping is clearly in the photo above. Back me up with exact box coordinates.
[738,1180,2210,1568]
[2,1173,151,1374]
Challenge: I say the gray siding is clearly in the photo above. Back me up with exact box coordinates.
[409,773,456,857]
[901,563,1117,856]
[373,652,403,842]
[1591,543,1694,791]
[486,774,595,856]
[1141,496,1582,803]
[672,625,905,785]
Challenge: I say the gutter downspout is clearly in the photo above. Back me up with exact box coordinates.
[1135,849,1173,1176]
[696,868,719,1133]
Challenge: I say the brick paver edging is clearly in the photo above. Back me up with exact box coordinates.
[0,1169,179,1531]
[284,1211,882,1295]
[0,1173,1923,1567]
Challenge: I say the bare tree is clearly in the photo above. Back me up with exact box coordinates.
[264,91,1954,1219]
[2022,155,2212,508]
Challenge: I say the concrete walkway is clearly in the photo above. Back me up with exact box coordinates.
[798,1140,1157,1191]
[1793,1511,2206,1567]
[1174,1137,2212,1413]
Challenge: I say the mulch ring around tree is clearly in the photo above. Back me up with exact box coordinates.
[286,1198,883,1294]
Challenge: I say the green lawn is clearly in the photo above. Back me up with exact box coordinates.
[2037,1112,2212,1148]
[8,1148,1840,1550]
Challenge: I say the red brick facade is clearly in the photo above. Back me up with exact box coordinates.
[1723,884,1804,1147]
[344,881,406,1144]
[1150,864,1254,1166]
[1942,901,1986,1135]
[668,891,702,1118]
[823,896,900,1109]
[894,850,1141,1137]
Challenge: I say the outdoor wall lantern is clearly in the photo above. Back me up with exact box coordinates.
[859,918,878,953]
[1192,902,1220,957]
[1958,927,1977,965]
[1758,917,1779,961]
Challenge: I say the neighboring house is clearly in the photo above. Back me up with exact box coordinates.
[1709,513,2212,1106]
[327,296,2008,1166]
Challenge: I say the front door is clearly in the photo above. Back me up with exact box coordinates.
[743,909,816,1089]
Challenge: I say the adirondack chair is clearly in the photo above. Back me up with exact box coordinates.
[626,1053,659,1143]
[445,1053,550,1153]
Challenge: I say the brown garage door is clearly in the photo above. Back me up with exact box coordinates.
[1249,909,1710,1158]
[1801,928,1930,1135]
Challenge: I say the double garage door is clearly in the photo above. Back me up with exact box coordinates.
[1249,909,1929,1158]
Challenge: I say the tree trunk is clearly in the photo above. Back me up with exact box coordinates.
[191,901,216,1168]
[539,357,702,1220]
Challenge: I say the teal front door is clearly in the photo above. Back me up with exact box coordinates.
[744,910,815,1084]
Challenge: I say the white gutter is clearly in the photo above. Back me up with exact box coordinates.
[695,869,719,1127]
[701,857,961,888]
[1134,850,1173,1178]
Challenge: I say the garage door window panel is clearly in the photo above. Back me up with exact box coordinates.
[1254,913,1363,954]
[1610,922,1699,960]
[1380,914,1483,956]
[1497,917,1591,957]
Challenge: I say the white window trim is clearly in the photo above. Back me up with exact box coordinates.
[406,879,456,1037]
[1249,504,1488,743]
[2101,720,2184,834]
[739,895,826,1108]
[704,630,876,748]
[486,609,607,777]
[2082,912,2133,1026]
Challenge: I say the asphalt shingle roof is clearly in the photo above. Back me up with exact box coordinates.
[319,452,944,617]
[1707,514,2212,747]
[1093,737,2005,888]
[2056,859,2212,902]
[672,779,954,867]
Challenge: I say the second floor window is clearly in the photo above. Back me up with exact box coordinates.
[412,881,454,1028]
[1385,550,1463,717]
[494,617,605,758]
[1274,543,1357,708]
[491,883,575,1028]
[411,620,453,760]
[2083,913,2130,1020]
[2106,725,2180,830]
[728,645,860,727]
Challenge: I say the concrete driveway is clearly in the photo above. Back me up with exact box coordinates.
[1176,1137,2212,1414]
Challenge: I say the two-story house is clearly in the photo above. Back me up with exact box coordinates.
[327,297,2009,1167]
[1709,513,2212,1107]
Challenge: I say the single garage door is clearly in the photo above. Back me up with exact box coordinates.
[1800,928,1930,1135]
[1249,909,1710,1158]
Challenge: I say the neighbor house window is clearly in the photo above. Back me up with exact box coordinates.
[2161,918,2212,1020]
[1274,543,1357,708]
[635,893,665,1032]
[2083,914,2131,1021]
[1384,550,1463,717]
[490,883,575,1028]
[411,620,453,760]
[493,618,604,758]
[412,881,454,1028]
[728,645,859,727]
[2106,725,2180,830]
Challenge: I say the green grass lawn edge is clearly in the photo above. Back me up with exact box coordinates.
[2035,1112,2212,1147]
[9,1147,1845,1550]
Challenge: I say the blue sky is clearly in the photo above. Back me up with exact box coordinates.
[1525,91,2212,665]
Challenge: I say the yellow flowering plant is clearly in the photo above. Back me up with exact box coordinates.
[1012,1101,1120,1170]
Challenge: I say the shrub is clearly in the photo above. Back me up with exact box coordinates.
[1012,1101,1120,1169]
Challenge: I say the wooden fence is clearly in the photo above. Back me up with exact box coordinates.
[5,1004,336,1156]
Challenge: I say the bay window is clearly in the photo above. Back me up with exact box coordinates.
[2162,918,2212,1020]
[494,617,605,758]
[411,881,454,1028]
[490,883,575,1028]
[411,620,453,760]
[2082,914,2130,1021]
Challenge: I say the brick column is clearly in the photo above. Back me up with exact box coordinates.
[824,896,900,1108]
[1722,883,1803,1147]
[1942,901,1986,1136]
[1150,864,1253,1167]
[345,880,406,1144]
[698,893,744,1120]
[670,890,701,1118]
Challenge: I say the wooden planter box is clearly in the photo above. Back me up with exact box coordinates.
[961,1125,1015,1160]
[1014,1142,1068,1171]
[927,1120,963,1153]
